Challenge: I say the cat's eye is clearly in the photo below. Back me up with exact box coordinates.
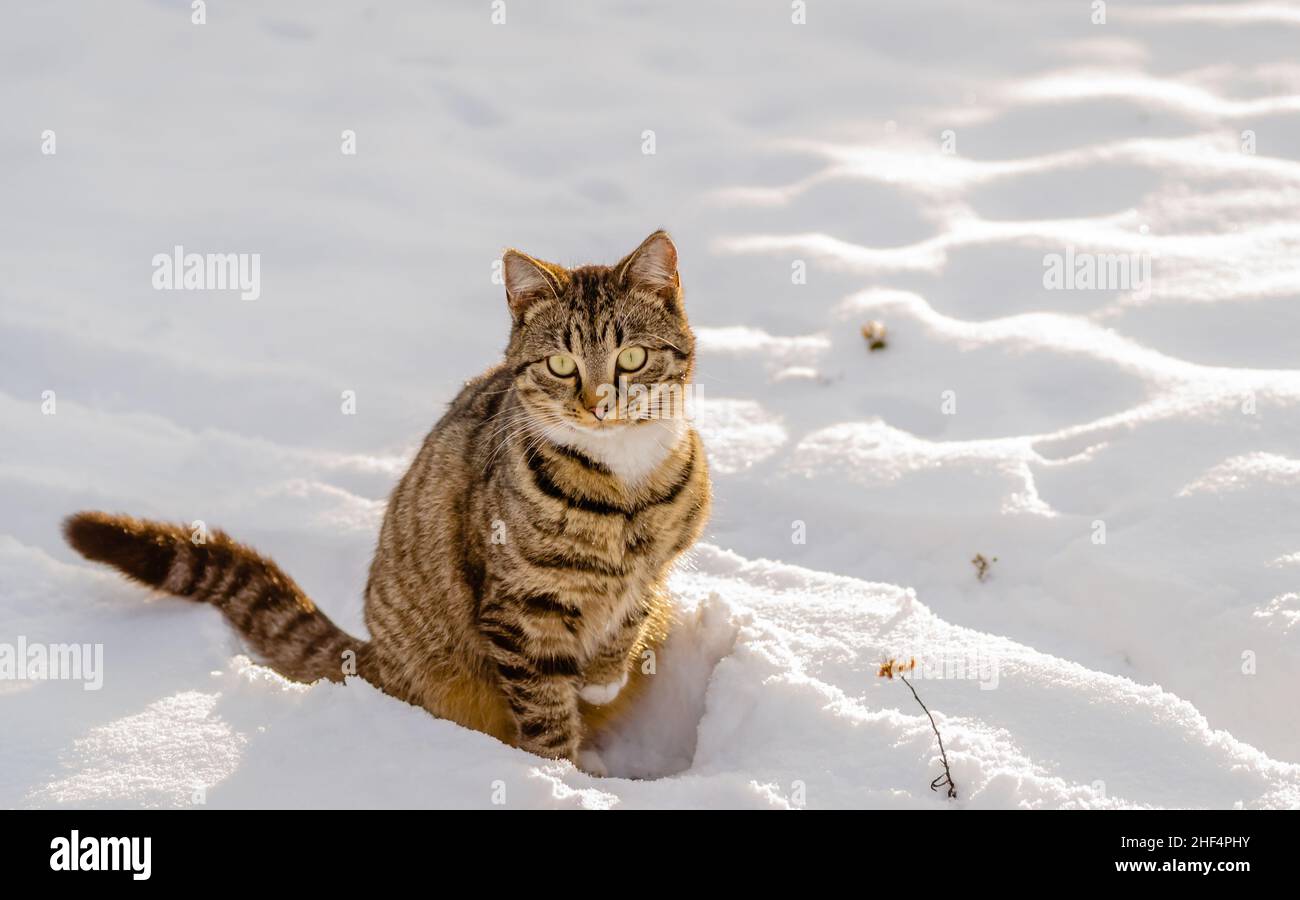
[616,346,647,372]
[547,354,577,377]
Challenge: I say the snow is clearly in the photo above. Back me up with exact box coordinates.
[3,0,1300,808]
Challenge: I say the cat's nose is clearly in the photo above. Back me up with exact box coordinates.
[588,404,606,421]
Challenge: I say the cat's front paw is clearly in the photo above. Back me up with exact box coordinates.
[579,672,628,705]
[576,747,609,777]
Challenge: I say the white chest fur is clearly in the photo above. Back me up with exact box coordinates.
[544,417,686,488]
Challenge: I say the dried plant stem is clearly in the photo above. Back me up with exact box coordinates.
[900,674,958,800]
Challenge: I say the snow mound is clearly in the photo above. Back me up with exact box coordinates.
[5,538,1297,809]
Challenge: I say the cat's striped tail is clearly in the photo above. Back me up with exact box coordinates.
[63,511,372,684]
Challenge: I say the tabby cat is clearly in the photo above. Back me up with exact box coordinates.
[64,230,710,775]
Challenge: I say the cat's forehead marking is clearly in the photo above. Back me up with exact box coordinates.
[545,269,640,346]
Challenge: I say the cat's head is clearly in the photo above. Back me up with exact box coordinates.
[501,230,695,438]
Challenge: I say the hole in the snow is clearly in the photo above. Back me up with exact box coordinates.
[588,593,739,780]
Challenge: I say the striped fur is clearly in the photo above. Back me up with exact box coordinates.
[64,230,710,772]
[63,513,371,683]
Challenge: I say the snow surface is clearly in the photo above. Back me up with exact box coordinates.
[3,0,1300,808]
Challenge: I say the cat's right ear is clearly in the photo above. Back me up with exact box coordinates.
[502,250,565,320]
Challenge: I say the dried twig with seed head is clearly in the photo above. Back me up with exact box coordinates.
[879,657,958,800]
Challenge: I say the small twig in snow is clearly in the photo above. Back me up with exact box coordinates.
[879,658,958,800]
[971,553,997,582]
[900,674,958,799]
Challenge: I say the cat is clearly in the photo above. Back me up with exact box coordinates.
[63,230,710,775]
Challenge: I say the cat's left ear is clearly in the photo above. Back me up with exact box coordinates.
[616,230,680,304]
